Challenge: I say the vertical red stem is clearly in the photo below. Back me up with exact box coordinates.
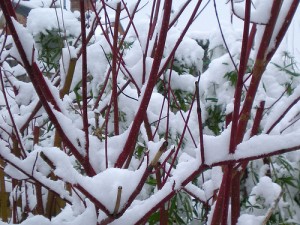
[149,0,161,40]
[229,0,251,154]
[227,2,252,224]
[114,0,173,168]
[157,0,203,78]
[266,0,299,62]
[0,0,96,176]
[251,101,265,137]
[236,1,282,144]
[79,0,91,174]
[142,0,159,85]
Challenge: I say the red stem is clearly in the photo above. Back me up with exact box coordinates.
[162,94,196,186]
[266,96,300,134]
[231,101,265,225]
[236,0,282,145]
[251,101,265,136]
[226,3,252,223]
[142,0,158,84]
[160,78,197,147]
[157,0,203,78]
[79,0,91,175]
[149,0,161,40]
[0,70,26,158]
[230,170,241,225]
[229,0,251,154]
[119,0,140,45]
[114,0,173,168]
[168,0,192,29]
[245,24,257,66]
[266,0,299,62]
[93,67,112,110]
[0,0,96,176]
[89,2,140,93]
[219,165,233,225]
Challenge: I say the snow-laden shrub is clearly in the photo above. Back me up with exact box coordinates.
[0,0,300,224]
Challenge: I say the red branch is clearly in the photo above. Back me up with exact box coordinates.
[0,0,96,176]
[79,0,91,175]
[111,3,122,135]
[236,0,283,145]
[229,0,251,154]
[114,0,173,168]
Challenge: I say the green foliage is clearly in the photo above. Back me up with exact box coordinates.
[148,191,201,225]
[119,40,134,51]
[272,62,300,77]
[172,59,198,75]
[171,90,193,112]
[240,155,300,225]
[196,39,210,72]
[73,81,83,103]
[272,51,300,78]
[271,51,300,96]
[245,198,263,213]
[147,211,160,225]
[204,104,225,135]
[168,192,193,224]
[36,30,64,73]
[134,144,146,160]
[224,70,238,86]
[285,82,294,96]
[156,77,194,112]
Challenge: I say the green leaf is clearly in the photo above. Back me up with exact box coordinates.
[272,62,300,77]
[224,70,238,86]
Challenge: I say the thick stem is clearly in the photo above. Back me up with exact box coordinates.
[236,1,283,144]
[155,164,168,225]
[221,165,233,225]
[227,2,252,223]
[114,0,173,168]
[80,0,91,175]
[112,3,122,135]
[231,170,241,225]
[266,0,299,62]
[229,0,251,154]
[0,159,8,222]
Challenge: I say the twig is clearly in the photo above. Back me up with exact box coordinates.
[261,191,283,225]
[195,81,205,165]
[113,186,122,216]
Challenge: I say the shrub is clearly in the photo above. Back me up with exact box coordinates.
[0,0,299,224]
